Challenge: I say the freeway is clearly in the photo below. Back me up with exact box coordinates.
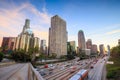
[37,58,95,80]
[88,57,108,80]
[0,57,106,80]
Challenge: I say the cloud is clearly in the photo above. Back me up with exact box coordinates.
[0,1,51,46]
[106,30,120,35]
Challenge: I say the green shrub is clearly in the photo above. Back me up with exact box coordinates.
[11,51,31,62]
[49,53,57,59]
[66,54,75,60]
[107,70,116,79]
[107,58,120,80]
[60,55,67,59]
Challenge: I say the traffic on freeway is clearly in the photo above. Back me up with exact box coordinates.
[0,56,107,80]
[35,57,102,80]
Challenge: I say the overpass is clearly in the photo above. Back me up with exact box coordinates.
[0,63,44,80]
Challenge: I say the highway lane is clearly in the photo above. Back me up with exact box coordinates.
[88,57,107,80]
[38,58,94,80]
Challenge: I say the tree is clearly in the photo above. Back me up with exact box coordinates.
[78,50,87,60]
[2,46,8,52]
[49,53,57,59]
[60,55,67,59]
[0,52,4,62]
[66,54,75,60]
[0,47,2,52]
[11,49,31,62]
[111,45,120,58]
[28,46,39,62]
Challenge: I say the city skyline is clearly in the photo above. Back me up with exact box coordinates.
[0,0,120,49]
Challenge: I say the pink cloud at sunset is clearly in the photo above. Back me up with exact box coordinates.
[0,1,51,47]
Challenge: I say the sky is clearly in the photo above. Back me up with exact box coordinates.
[0,0,120,50]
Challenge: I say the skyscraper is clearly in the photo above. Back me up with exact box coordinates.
[107,45,110,56]
[49,15,67,58]
[40,40,46,54]
[69,41,76,52]
[76,47,79,54]
[48,28,51,55]
[67,41,76,54]
[91,44,98,54]
[33,37,40,48]
[15,19,39,51]
[118,39,120,45]
[86,39,92,50]
[99,44,105,55]
[78,30,86,51]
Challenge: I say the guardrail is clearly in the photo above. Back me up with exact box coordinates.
[29,63,44,80]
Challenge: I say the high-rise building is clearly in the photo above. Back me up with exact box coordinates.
[86,39,92,50]
[67,41,76,54]
[91,44,98,54]
[45,46,48,55]
[1,37,16,51]
[15,19,40,51]
[78,30,86,51]
[49,15,67,58]
[107,45,110,56]
[118,39,120,45]
[76,47,79,54]
[99,44,105,55]
[32,37,40,48]
[48,28,51,55]
[69,41,76,52]
[40,40,46,54]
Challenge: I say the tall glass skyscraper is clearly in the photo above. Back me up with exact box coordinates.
[78,30,86,51]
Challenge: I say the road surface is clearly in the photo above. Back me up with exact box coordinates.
[37,58,94,80]
[88,57,107,80]
[0,63,25,80]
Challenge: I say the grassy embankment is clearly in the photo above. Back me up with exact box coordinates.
[106,57,120,80]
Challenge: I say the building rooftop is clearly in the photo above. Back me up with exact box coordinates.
[52,15,66,22]
[79,30,83,32]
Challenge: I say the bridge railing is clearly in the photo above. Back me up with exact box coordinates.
[28,63,44,80]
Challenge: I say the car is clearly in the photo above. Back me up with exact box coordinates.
[70,66,77,73]
[44,64,48,68]
[39,69,47,76]
[60,66,65,70]
[39,71,46,76]
[90,65,94,69]
[93,62,96,64]
[48,64,53,67]
[49,66,55,70]
[65,64,70,67]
